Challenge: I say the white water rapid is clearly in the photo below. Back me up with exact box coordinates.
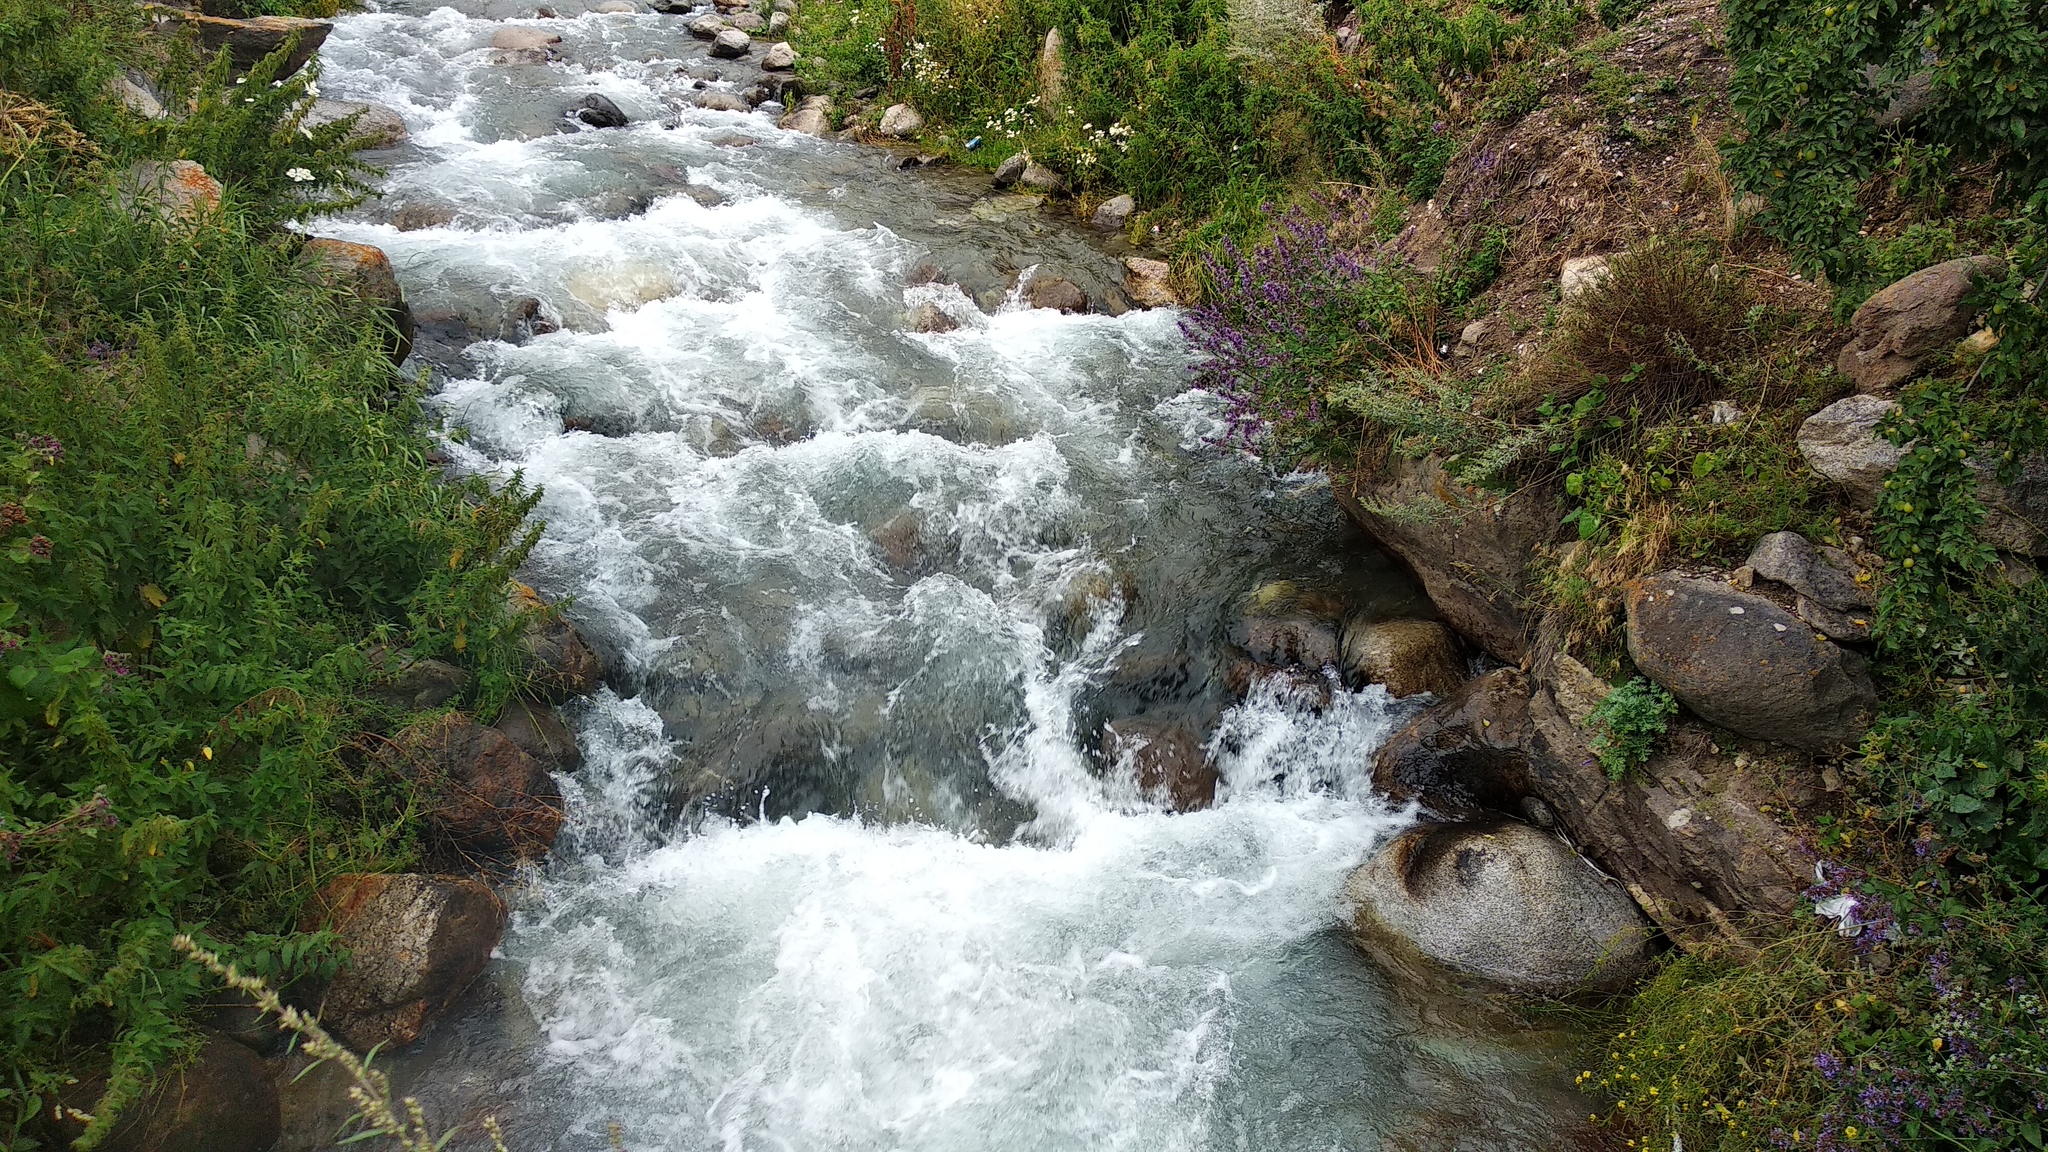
[300,3,1593,1148]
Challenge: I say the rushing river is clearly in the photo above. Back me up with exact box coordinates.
[305,3,1593,1148]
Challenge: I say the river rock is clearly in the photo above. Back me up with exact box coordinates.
[1974,454,2048,556]
[304,873,508,1051]
[710,28,752,58]
[1091,193,1135,231]
[568,93,630,128]
[688,13,726,37]
[390,200,457,231]
[1102,717,1217,811]
[1231,609,1340,670]
[490,25,561,50]
[1625,572,1877,752]
[1837,255,2005,394]
[82,1036,280,1152]
[1797,394,1903,505]
[762,40,797,69]
[730,11,765,30]
[878,103,924,137]
[907,301,958,333]
[498,295,559,344]
[695,90,750,112]
[117,159,222,228]
[1344,821,1653,995]
[388,714,564,861]
[299,238,415,363]
[1224,658,1334,709]
[154,11,330,79]
[1025,274,1087,313]
[1122,256,1177,308]
[1333,455,1553,662]
[991,153,1028,188]
[509,582,603,699]
[769,10,790,33]
[1019,161,1064,193]
[303,98,409,150]
[781,94,832,136]
[594,0,637,11]
[365,644,470,711]
[494,697,582,772]
[1340,618,1464,698]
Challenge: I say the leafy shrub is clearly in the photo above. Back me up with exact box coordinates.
[0,22,544,1146]
[1584,676,1677,779]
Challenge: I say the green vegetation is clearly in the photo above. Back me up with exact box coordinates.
[1584,677,1677,780]
[789,0,1586,247]
[0,0,540,1145]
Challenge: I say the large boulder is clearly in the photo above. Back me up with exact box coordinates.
[1836,256,2005,394]
[509,582,603,700]
[1798,394,1903,506]
[1974,454,2048,557]
[386,714,564,862]
[299,238,415,364]
[761,40,797,70]
[1102,717,1217,811]
[302,98,408,150]
[1625,572,1877,752]
[117,160,222,229]
[1344,821,1654,995]
[687,13,726,38]
[493,697,582,773]
[1339,617,1464,698]
[1373,664,1817,950]
[304,873,507,1052]
[1333,456,1553,662]
[154,11,331,79]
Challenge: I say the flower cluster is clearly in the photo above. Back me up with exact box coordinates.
[1585,1027,1772,1148]
[20,433,62,465]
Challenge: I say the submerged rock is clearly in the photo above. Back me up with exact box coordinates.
[1102,717,1217,811]
[567,93,630,128]
[1345,820,1654,995]
[305,873,508,1051]
[1339,617,1464,698]
[1024,274,1087,313]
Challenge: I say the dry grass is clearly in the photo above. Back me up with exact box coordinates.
[0,88,98,163]
[1508,240,1757,421]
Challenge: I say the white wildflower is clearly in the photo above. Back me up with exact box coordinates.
[286,167,315,182]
